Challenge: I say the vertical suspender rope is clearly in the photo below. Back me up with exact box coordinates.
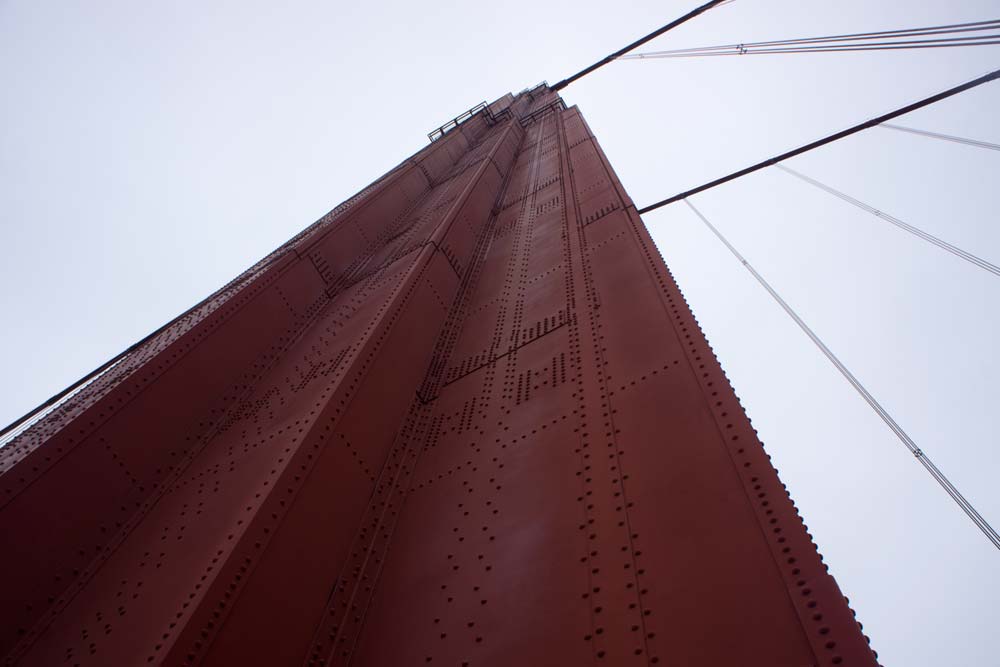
[774,163,1000,277]
[879,122,1000,152]
[682,197,1000,550]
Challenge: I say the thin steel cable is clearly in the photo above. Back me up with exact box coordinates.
[639,30,1000,54]
[738,18,1000,46]
[636,21,1000,55]
[626,21,1000,56]
[682,197,1000,551]
[775,164,1000,277]
[732,19,1000,47]
[620,19,1000,59]
[880,122,1000,151]
[623,36,1000,59]
[640,40,1000,58]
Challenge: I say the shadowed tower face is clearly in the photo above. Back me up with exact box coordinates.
[0,85,878,666]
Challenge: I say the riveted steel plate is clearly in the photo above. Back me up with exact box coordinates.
[0,89,878,667]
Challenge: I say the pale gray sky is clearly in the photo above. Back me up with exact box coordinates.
[2,1,998,665]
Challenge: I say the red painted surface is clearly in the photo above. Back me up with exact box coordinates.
[0,85,879,666]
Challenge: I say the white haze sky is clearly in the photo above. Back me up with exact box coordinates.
[1,1,998,664]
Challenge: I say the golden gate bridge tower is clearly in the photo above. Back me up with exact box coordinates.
[0,81,879,666]
[7,2,998,665]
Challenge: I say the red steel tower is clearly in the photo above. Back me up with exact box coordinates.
[0,85,878,666]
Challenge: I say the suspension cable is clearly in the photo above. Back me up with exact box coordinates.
[625,37,1000,59]
[550,0,730,91]
[632,18,1000,53]
[624,38,1000,58]
[774,164,1000,277]
[621,19,1000,60]
[880,122,1000,151]
[637,68,1000,214]
[683,198,1000,551]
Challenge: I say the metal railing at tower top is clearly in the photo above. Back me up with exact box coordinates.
[427,101,490,142]
[427,84,561,143]
[426,96,525,142]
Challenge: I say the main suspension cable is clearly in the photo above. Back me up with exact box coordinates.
[637,68,1000,214]
[621,19,1000,60]
[774,163,1000,278]
[550,0,730,91]
[879,122,1000,151]
[683,198,1000,551]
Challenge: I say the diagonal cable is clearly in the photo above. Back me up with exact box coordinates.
[774,163,1000,277]
[623,37,1000,58]
[635,18,1000,54]
[621,19,1000,59]
[683,197,1000,551]
[879,122,1000,152]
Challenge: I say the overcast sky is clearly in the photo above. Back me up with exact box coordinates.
[2,1,998,664]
